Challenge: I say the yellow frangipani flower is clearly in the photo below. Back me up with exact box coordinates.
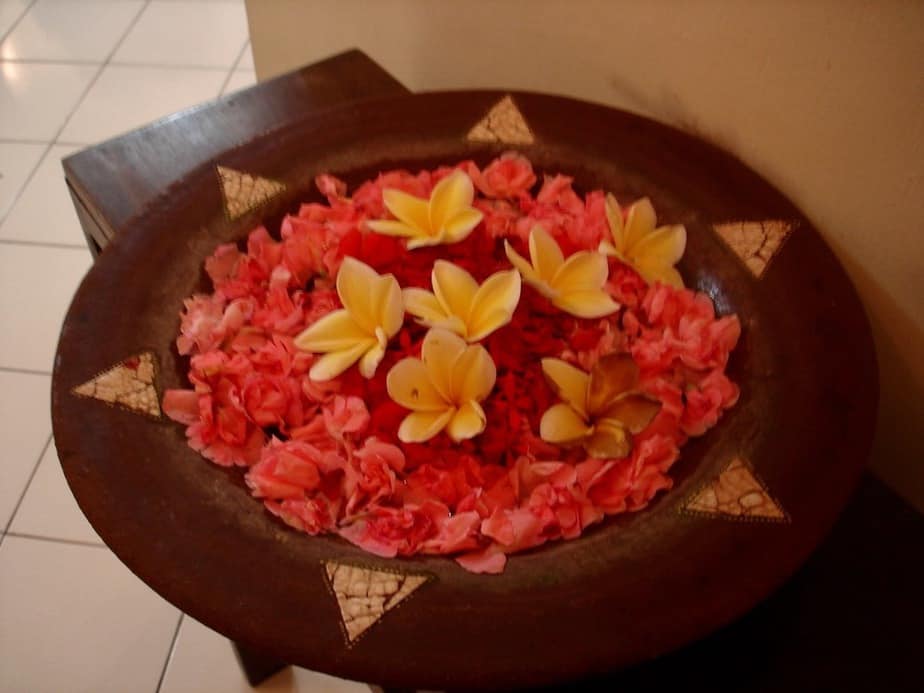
[402,260,521,342]
[294,257,403,381]
[504,225,619,319]
[386,328,496,443]
[539,354,661,459]
[366,170,484,249]
[599,195,686,288]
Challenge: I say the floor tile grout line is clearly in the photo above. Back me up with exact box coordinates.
[4,532,107,549]
[155,613,185,693]
[0,138,51,229]
[52,0,152,142]
[0,0,147,230]
[0,132,84,234]
[0,57,236,71]
[0,0,36,46]
[0,0,153,229]
[0,58,105,66]
[0,238,88,250]
[218,38,251,95]
[110,61,237,72]
[0,365,52,376]
[5,23,238,237]
[231,37,251,73]
[0,137,51,145]
[0,433,52,545]
[106,0,152,66]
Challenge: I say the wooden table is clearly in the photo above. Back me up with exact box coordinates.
[62,50,923,692]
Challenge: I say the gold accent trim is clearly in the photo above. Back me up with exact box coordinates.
[323,561,431,645]
[467,95,535,145]
[682,457,789,522]
[216,165,286,220]
[713,220,797,278]
[71,352,161,418]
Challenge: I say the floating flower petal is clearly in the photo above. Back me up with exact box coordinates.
[505,225,619,318]
[294,256,403,381]
[403,260,521,341]
[367,170,485,249]
[600,195,686,288]
[539,402,592,445]
[386,328,497,443]
[539,353,661,457]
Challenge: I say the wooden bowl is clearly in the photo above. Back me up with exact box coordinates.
[52,91,877,690]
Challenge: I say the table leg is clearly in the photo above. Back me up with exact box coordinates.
[66,182,108,258]
[231,641,289,687]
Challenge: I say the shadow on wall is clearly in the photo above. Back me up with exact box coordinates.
[836,251,924,512]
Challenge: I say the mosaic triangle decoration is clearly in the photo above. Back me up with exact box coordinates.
[467,95,535,145]
[713,220,798,278]
[71,352,161,418]
[216,165,286,220]
[683,457,788,522]
[323,561,431,644]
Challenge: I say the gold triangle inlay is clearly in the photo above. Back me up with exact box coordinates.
[467,95,535,145]
[72,352,160,418]
[323,561,430,644]
[683,457,788,522]
[216,165,286,220]
[713,220,797,278]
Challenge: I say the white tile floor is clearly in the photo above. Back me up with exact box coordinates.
[0,2,365,691]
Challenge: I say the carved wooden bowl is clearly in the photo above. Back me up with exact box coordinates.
[52,91,877,690]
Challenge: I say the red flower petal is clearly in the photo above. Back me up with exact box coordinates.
[167,157,741,573]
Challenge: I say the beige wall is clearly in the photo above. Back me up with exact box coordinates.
[247,0,924,510]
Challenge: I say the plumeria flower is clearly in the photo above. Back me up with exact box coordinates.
[366,170,484,249]
[599,195,686,288]
[402,260,521,342]
[386,328,496,443]
[504,225,619,318]
[294,256,403,381]
[539,353,661,458]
